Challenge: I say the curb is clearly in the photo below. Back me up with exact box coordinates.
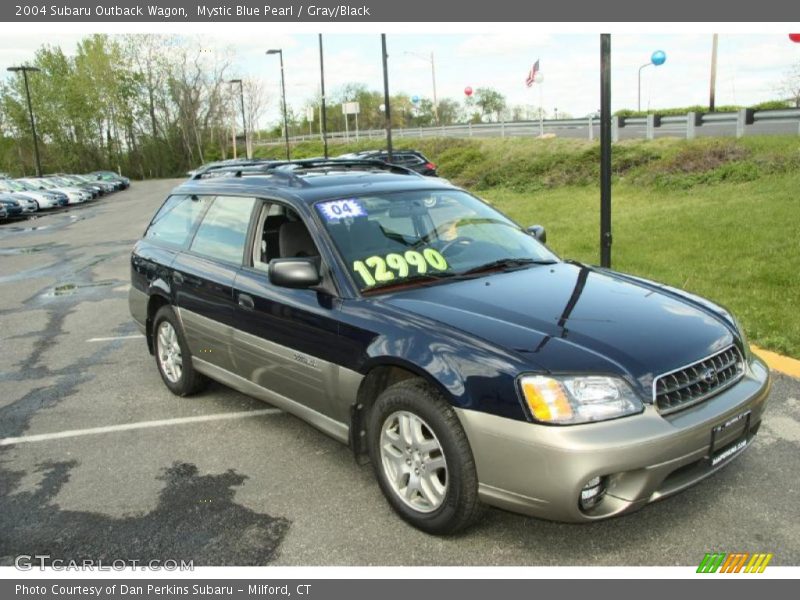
[751,345,800,379]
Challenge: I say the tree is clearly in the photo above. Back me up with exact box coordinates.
[779,62,800,107]
[474,87,507,122]
[242,78,270,156]
[436,98,461,126]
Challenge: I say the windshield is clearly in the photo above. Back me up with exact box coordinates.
[19,179,47,189]
[17,180,42,191]
[315,189,558,292]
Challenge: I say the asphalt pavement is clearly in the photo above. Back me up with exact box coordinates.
[0,180,798,566]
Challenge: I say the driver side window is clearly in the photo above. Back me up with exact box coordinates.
[251,202,320,271]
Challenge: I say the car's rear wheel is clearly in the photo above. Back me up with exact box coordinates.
[367,379,482,534]
[153,306,206,396]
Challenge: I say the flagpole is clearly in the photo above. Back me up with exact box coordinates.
[539,81,544,136]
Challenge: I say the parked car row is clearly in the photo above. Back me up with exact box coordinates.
[0,171,130,222]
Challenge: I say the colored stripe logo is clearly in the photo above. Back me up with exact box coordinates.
[697,553,773,573]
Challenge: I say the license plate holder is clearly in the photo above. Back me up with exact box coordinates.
[709,410,751,467]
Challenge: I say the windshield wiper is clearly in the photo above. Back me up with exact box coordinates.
[363,271,456,293]
[461,257,557,275]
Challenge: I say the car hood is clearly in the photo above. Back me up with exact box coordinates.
[381,262,737,392]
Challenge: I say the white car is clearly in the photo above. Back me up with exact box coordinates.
[0,179,61,209]
[18,178,89,204]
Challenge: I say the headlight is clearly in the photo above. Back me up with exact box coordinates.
[520,375,643,425]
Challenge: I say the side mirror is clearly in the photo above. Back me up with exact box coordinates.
[526,225,547,244]
[269,257,321,289]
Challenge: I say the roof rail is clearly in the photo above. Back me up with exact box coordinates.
[190,157,419,184]
[191,163,309,188]
[191,159,285,178]
[274,158,419,177]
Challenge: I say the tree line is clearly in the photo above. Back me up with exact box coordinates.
[0,34,526,178]
[0,34,271,179]
[8,34,793,180]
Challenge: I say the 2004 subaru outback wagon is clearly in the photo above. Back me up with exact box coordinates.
[130,159,771,534]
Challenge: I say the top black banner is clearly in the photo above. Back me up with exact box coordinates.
[2,0,797,22]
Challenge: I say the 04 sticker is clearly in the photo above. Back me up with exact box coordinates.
[317,199,366,221]
[353,249,448,287]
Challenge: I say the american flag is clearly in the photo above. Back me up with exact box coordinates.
[526,60,540,87]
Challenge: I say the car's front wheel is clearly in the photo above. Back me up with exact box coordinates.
[152,306,206,396]
[367,379,482,534]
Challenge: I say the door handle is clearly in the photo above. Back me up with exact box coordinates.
[173,272,185,284]
[238,293,255,310]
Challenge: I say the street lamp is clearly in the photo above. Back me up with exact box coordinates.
[404,51,438,124]
[7,65,42,177]
[638,50,666,112]
[318,35,329,158]
[266,49,291,160]
[381,34,393,161]
[228,79,248,159]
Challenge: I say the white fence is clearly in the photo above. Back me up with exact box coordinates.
[255,108,800,146]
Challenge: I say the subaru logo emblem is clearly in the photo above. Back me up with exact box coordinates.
[700,367,718,385]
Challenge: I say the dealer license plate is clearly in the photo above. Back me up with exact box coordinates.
[709,410,751,467]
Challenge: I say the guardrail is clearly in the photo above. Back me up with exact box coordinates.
[255,108,800,146]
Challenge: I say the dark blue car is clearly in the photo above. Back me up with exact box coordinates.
[129,160,770,534]
[0,195,23,218]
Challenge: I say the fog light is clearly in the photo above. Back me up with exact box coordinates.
[579,476,606,510]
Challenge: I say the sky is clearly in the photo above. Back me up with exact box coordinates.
[2,32,799,126]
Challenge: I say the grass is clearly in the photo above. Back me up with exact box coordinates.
[256,134,800,357]
[481,174,800,358]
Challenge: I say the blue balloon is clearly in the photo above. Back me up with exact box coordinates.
[651,50,667,66]
[411,95,420,104]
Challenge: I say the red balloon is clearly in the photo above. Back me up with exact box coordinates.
[790,33,800,43]
[464,86,473,97]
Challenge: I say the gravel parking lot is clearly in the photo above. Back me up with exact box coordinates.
[1,179,798,566]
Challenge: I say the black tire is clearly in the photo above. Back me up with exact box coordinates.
[367,378,482,535]
[152,305,207,396]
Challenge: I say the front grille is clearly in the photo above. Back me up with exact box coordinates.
[654,346,745,415]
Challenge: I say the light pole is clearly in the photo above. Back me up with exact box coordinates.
[637,50,666,112]
[228,79,248,159]
[318,35,329,158]
[266,49,291,160]
[381,34,393,161]
[709,34,719,111]
[404,51,438,124]
[600,34,612,269]
[7,65,42,176]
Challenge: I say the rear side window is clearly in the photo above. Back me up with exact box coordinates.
[394,154,423,166]
[189,195,256,264]
[145,195,209,247]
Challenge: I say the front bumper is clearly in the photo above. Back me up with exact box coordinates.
[455,357,771,522]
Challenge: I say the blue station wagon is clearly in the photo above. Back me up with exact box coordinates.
[129,159,770,534]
